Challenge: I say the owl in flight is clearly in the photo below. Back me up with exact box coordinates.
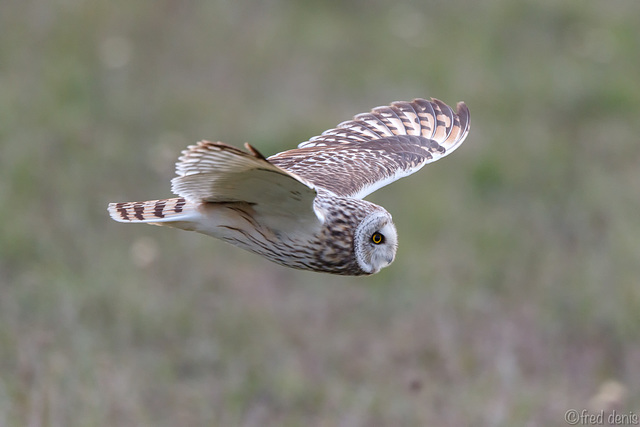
[108,98,470,275]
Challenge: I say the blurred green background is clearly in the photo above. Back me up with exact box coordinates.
[2,0,640,425]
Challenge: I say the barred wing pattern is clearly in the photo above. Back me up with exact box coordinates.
[268,98,470,199]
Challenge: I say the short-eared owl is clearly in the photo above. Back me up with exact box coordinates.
[108,98,470,275]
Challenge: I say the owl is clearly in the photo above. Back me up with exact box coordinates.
[108,98,470,275]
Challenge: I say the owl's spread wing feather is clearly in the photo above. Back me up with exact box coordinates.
[171,141,323,229]
[268,98,470,199]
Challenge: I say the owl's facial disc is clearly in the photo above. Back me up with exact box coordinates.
[354,211,398,274]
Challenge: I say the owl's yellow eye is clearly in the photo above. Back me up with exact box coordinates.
[371,232,384,245]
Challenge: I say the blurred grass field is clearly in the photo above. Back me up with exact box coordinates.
[2,0,640,425]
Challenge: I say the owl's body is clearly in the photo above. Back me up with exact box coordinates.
[108,98,470,275]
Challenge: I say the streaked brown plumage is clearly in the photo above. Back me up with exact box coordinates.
[108,98,470,275]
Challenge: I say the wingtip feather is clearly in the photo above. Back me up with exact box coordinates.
[456,101,471,135]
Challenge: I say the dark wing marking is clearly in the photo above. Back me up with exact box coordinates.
[268,98,470,199]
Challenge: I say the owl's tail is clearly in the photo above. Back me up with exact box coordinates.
[107,197,200,226]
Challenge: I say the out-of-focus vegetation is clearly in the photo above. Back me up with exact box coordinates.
[2,0,640,425]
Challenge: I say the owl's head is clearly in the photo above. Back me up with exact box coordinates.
[354,210,398,274]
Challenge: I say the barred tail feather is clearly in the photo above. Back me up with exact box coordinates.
[107,197,199,224]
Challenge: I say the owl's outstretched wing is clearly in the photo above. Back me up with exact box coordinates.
[171,141,322,229]
[268,98,470,199]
